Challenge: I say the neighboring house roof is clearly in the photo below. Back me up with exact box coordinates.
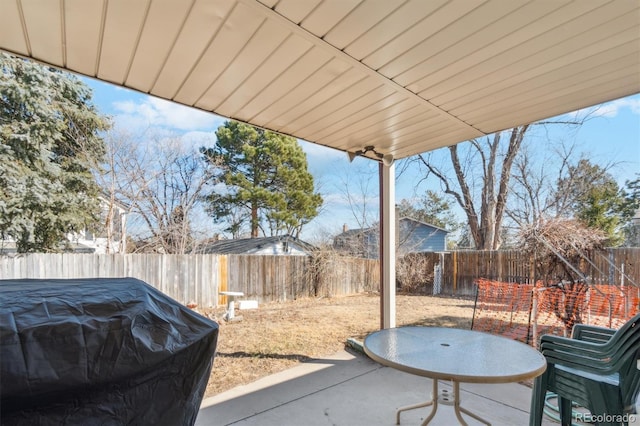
[397,217,450,234]
[334,218,450,239]
[195,235,316,255]
[334,218,450,257]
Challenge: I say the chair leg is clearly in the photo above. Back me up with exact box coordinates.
[589,396,622,426]
[529,376,547,426]
[558,397,572,426]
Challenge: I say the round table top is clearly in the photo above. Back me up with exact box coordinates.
[364,326,546,384]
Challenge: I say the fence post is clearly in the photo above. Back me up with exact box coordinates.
[531,287,539,346]
[452,251,457,294]
[433,263,442,295]
[218,255,227,307]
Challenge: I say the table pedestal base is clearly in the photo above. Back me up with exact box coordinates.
[396,380,491,426]
[219,291,244,321]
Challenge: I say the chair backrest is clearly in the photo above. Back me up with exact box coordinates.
[539,313,640,414]
[542,313,640,376]
[616,313,640,336]
[588,313,640,356]
[611,314,640,357]
[604,314,640,409]
[572,324,617,343]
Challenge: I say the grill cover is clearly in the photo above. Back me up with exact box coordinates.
[0,277,218,425]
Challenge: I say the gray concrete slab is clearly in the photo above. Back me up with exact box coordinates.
[196,349,562,426]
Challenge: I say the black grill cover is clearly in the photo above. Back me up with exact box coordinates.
[0,277,218,425]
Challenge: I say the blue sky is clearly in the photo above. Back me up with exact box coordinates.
[83,77,639,242]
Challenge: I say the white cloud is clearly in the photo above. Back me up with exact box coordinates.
[112,97,224,132]
[615,97,640,115]
[301,140,344,158]
[180,131,218,151]
[568,95,640,119]
[112,100,137,114]
[299,140,346,169]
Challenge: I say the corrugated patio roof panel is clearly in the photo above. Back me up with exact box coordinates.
[0,0,638,160]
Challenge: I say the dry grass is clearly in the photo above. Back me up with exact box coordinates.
[200,293,475,397]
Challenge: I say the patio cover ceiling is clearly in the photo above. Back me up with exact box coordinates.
[1,0,639,161]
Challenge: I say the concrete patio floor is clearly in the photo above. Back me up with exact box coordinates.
[196,348,561,426]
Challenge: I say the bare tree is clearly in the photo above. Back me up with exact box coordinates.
[338,161,379,230]
[508,140,621,237]
[100,127,120,253]
[99,130,218,253]
[418,126,528,250]
[326,162,379,257]
[519,217,607,331]
[507,141,581,226]
[416,109,595,250]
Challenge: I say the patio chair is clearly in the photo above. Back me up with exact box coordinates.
[529,313,640,426]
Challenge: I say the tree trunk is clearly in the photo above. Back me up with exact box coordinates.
[419,125,530,250]
[251,202,259,238]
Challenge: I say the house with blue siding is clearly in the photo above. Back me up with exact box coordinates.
[333,217,449,258]
[397,218,449,254]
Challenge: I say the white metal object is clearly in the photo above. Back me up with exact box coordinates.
[219,291,244,321]
[238,300,258,310]
[380,161,396,329]
[364,326,547,425]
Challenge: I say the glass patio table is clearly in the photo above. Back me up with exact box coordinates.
[364,326,547,426]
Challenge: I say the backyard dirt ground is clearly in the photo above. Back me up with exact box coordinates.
[200,293,476,397]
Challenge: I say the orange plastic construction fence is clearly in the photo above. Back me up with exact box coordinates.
[472,278,640,346]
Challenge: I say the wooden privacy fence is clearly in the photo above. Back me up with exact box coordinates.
[0,254,221,307]
[0,248,636,305]
[223,253,379,301]
[435,248,640,296]
[0,253,379,308]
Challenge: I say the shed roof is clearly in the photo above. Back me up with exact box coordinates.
[195,235,315,254]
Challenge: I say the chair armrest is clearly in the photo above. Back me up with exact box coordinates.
[542,344,637,378]
[542,348,617,374]
[540,333,609,353]
[541,334,638,375]
[539,334,619,369]
[572,324,616,343]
